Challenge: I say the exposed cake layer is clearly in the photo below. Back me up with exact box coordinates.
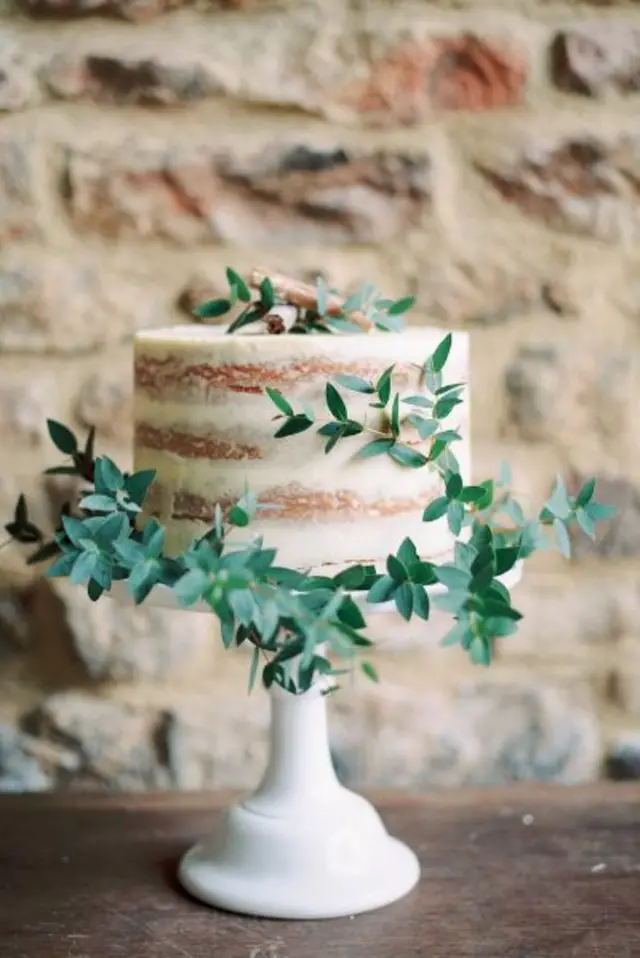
[133,327,470,569]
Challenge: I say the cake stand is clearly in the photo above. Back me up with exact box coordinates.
[109,563,521,920]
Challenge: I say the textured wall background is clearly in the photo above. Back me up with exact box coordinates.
[1,0,640,792]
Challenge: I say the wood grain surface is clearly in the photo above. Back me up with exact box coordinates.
[1,785,639,958]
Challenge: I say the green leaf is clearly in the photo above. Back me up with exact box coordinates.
[546,475,572,520]
[387,554,408,583]
[404,395,433,409]
[229,506,250,528]
[61,515,87,547]
[342,288,367,313]
[390,394,400,437]
[410,561,437,585]
[260,277,275,310]
[412,583,430,620]
[268,567,308,589]
[87,578,104,602]
[325,383,347,422]
[70,551,97,585]
[47,419,77,455]
[229,589,255,626]
[274,415,314,438]
[333,564,366,591]
[94,456,124,493]
[266,387,294,417]
[435,565,471,590]
[446,473,463,500]
[431,334,452,374]
[376,366,394,405]
[576,477,596,508]
[575,507,595,539]
[114,539,145,567]
[194,298,231,319]
[361,661,379,683]
[408,415,439,440]
[226,268,251,302]
[388,295,416,316]
[357,438,395,459]
[460,485,488,504]
[173,568,210,607]
[227,307,262,334]
[337,595,366,630]
[389,444,428,468]
[124,469,156,506]
[397,537,419,568]
[428,438,446,463]
[248,646,261,693]
[469,636,491,666]
[423,497,448,522]
[128,558,161,604]
[447,500,465,536]
[46,552,77,578]
[474,480,495,510]
[333,374,375,394]
[440,621,470,648]
[367,575,397,604]
[395,581,413,620]
[585,502,616,522]
[476,598,521,621]
[93,513,129,548]
[494,547,520,575]
[484,616,519,638]
[79,493,118,513]
[324,425,345,454]
[435,429,462,445]
[433,395,462,420]
[143,523,165,558]
[554,517,571,558]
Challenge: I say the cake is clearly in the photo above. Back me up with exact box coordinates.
[133,325,469,572]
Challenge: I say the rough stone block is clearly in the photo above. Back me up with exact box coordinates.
[478,136,640,245]
[64,141,431,245]
[339,34,526,124]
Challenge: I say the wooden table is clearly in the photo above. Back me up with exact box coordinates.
[0,785,639,957]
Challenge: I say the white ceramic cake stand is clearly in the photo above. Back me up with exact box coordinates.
[109,563,521,920]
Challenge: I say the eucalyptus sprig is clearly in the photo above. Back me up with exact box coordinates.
[192,268,417,336]
[265,333,464,476]
[3,269,615,694]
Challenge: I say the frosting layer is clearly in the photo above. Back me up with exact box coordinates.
[133,326,470,569]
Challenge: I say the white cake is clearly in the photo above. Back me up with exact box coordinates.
[133,326,469,571]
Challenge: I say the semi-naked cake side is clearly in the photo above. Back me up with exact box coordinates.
[133,326,470,571]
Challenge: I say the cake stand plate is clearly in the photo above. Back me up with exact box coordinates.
[108,562,521,920]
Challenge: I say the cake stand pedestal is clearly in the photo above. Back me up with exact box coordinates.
[109,563,521,920]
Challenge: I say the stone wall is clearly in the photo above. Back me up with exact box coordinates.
[1,0,640,792]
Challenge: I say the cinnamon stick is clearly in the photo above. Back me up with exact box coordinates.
[250,267,374,332]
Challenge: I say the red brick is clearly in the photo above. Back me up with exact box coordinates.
[478,136,640,244]
[64,142,431,245]
[339,34,526,125]
[552,22,640,96]
[42,52,222,106]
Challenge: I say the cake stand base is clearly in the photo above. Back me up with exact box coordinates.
[178,796,419,920]
[177,682,419,920]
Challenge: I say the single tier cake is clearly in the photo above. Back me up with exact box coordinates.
[133,326,469,571]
